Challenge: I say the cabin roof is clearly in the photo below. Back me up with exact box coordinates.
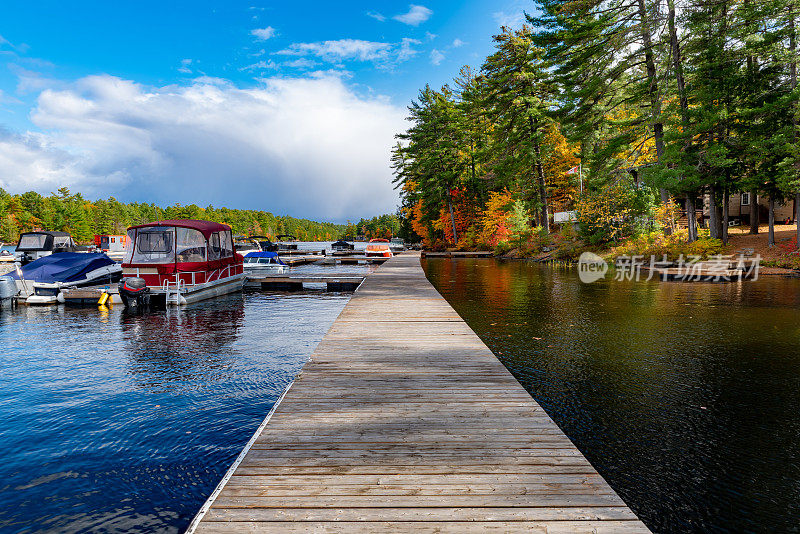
[127,219,232,239]
[21,231,72,237]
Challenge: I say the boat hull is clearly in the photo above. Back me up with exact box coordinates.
[148,273,245,306]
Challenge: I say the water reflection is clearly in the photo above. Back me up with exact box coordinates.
[424,258,800,533]
[121,296,245,391]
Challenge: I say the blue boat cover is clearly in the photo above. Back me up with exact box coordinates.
[244,251,287,265]
[7,253,117,283]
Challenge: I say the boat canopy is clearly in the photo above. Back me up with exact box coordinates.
[7,252,116,283]
[16,231,75,252]
[123,219,241,269]
[244,251,286,265]
[127,219,231,239]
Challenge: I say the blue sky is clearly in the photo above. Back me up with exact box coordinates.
[0,1,530,222]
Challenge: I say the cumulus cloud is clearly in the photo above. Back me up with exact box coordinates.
[452,38,465,48]
[0,74,406,221]
[277,38,418,69]
[393,5,433,26]
[251,26,276,40]
[429,49,445,66]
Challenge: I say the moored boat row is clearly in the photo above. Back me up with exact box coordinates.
[0,221,406,309]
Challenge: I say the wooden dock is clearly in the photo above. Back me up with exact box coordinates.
[190,252,649,533]
[282,255,324,266]
[246,275,365,292]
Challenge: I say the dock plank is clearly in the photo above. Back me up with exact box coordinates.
[189,252,650,533]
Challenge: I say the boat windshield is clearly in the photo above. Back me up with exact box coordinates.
[17,234,48,251]
[131,227,175,264]
[366,244,389,250]
[176,227,206,262]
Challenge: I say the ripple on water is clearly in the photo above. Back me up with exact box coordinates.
[0,290,349,533]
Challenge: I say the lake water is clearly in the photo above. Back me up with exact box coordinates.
[423,258,800,533]
[0,289,350,533]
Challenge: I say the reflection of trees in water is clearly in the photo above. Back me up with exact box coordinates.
[120,294,246,391]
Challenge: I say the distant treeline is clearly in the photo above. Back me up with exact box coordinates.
[0,187,400,244]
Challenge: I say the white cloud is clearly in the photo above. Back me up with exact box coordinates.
[493,11,526,29]
[243,59,278,71]
[277,38,418,69]
[366,11,386,22]
[425,31,437,41]
[0,74,406,221]
[282,58,318,69]
[178,58,192,74]
[251,27,276,41]
[279,39,391,62]
[452,38,465,48]
[397,38,421,63]
[429,49,445,66]
[393,5,433,26]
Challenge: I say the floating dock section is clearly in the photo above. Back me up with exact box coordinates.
[190,252,650,533]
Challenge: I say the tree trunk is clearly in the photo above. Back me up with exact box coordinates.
[709,188,720,239]
[668,0,689,130]
[448,198,458,244]
[722,188,729,246]
[528,114,549,234]
[791,5,799,248]
[636,0,669,207]
[533,143,549,233]
[768,196,775,247]
[797,193,800,248]
[686,195,698,242]
[750,190,759,234]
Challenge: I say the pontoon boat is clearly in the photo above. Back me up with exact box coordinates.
[119,219,244,308]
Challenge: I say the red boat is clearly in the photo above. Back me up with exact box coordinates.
[364,238,393,258]
[120,219,244,307]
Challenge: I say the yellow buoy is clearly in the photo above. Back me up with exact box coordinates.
[98,292,109,306]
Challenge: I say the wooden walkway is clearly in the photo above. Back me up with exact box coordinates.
[190,252,650,533]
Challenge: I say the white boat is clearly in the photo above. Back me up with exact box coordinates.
[119,219,245,308]
[243,251,288,277]
[14,231,78,265]
[389,237,406,253]
[234,236,262,255]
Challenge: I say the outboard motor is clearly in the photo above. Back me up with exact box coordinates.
[119,277,150,311]
[0,276,17,308]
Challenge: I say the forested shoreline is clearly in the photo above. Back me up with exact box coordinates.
[0,187,394,244]
[392,0,800,256]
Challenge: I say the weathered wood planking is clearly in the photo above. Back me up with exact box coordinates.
[190,252,650,533]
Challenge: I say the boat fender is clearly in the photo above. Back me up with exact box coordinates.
[57,291,65,304]
[98,292,109,306]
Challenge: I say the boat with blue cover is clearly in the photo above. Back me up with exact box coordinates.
[243,251,288,277]
[7,252,122,305]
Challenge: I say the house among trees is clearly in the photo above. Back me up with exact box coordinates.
[721,193,794,226]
